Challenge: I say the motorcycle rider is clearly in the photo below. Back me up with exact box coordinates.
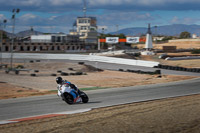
[56,77,80,99]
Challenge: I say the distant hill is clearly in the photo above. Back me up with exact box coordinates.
[6,24,200,38]
[6,30,43,38]
[16,30,43,37]
[5,31,15,38]
[110,24,200,36]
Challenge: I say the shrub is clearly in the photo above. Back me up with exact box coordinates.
[16,65,24,69]
[191,49,200,54]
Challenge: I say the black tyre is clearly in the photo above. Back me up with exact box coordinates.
[80,91,89,103]
[5,70,9,74]
[15,70,19,75]
[61,72,69,76]
[30,73,36,76]
[63,93,74,105]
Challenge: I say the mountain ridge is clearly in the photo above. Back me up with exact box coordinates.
[110,24,200,36]
[5,24,200,37]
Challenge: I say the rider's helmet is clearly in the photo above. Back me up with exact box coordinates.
[56,77,63,84]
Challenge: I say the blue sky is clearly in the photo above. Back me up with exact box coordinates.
[1,0,200,33]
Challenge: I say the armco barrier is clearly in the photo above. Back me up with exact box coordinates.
[166,56,200,60]
[121,69,161,75]
[2,53,159,68]
[155,65,200,73]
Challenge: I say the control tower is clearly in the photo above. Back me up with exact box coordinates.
[145,23,153,50]
[141,23,155,55]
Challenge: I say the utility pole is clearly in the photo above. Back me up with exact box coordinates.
[101,27,105,50]
[83,0,87,17]
[116,25,119,35]
[10,8,20,70]
[0,19,7,67]
[154,25,157,43]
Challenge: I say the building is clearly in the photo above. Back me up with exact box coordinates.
[192,34,198,39]
[76,17,98,44]
[31,33,66,43]
[153,36,165,41]
[1,16,98,52]
[1,33,85,52]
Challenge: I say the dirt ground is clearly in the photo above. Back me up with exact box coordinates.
[138,55,200,68]
[112,51,200,68]
[0,94,200,133]
[154,41,200,49]
[0,61,196,99]
[137,41,200,49]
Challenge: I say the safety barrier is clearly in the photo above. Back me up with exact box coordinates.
[2,53,159,68]
[154,64,200,73]
[119,69,161,75]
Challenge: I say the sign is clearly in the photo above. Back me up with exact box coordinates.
[106,37,119,44]
[126,37,140,43]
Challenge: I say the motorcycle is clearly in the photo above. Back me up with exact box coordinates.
[57,85,89,104]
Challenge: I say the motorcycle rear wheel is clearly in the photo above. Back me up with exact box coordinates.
[63,93,74,104]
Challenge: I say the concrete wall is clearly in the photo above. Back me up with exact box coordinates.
[2,53,160,67]
[169,39,200,43]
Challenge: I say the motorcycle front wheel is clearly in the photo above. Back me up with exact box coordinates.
[80,91,89,103]
[63,92,74,105]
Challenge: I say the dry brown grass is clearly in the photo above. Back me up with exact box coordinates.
[137,40,200,49]
[136,52,200,68]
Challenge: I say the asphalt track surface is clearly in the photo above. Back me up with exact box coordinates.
[0,78,200,122]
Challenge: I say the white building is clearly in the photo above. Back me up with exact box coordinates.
[76,17,98,44]
[192,34,198,39]
[153,36,165,41]
[31,33,66,43]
